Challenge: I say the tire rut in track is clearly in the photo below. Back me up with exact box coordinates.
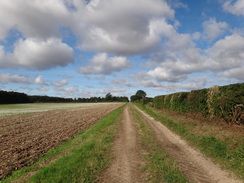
[134,106,242,183]
[98,106,143,183]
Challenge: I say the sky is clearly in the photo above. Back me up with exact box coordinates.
[0,0,244,98]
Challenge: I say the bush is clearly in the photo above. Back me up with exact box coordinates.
[152,83,244,124]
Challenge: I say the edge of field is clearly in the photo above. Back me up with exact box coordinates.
[135,103,244,181]
[0,103,113,117]
[1,104,125,183]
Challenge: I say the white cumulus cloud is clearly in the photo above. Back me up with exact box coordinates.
[57,86,79,92]
[112,78,135,87]
[34,75,47,85]
[207,34,244,71]
[0,74,32,84]
[202,18,228,42]
[13,38,74,70]
[0,0,69,40]
[72,0,174,55]
[0,38,74,70]
[80,53,131,75]
[0,73,49,85]
[52,79,69,87]
[147,67,187,82]
[223,0,244,16]
[219,67,244,81]
[0,0,176,70]
[144,33,244,84]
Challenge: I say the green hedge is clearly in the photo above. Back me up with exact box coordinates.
[153,83,244,124]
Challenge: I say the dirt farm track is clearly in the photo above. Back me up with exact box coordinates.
[0,103,123,179]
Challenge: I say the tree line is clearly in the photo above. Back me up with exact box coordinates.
[0,90,30,104]
[0,90,129,104]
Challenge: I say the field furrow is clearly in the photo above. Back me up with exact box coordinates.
[0,103,123,180]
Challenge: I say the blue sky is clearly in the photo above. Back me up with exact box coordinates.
[0,0,243,98]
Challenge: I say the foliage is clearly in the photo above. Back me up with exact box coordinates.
[0,90,129,104]
[105,93,113,101]
[153,83,244,124]
[130,89,147,102]
[140,97,153,105]
[130,95,140,102]
[0,90,30,104]
[136,90,147,99]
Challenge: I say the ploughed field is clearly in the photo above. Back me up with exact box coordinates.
[0,103,123,179]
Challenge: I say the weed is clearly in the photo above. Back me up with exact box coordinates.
[198,136,227,158]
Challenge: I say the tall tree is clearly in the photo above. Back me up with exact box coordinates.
[105,93,113,101]
[130,90,147,102]
[135,90,147,99]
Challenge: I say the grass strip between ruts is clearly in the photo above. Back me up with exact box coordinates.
[130,104,188,183]
[1,105,124,183]
[135,103,244,181]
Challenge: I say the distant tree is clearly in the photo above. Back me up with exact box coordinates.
[130,90,147,102]
[0,90,30,104]
[105,93,113,101]
[135,90,147,99]
[130,95,139,102]
[0,90,129,104]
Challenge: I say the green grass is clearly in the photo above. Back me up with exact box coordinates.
[135,103,244,180]
[130,104,188,183]
[1,105,124,183]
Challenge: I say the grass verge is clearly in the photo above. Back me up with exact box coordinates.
[1,105,124,183]
[130,104,188,183]
[135,103,244,180]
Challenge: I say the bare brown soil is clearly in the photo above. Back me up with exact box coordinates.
[98,106,144,183]
[0,103,123,180]
[134,106,242,183]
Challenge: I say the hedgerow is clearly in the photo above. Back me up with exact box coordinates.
[153,83,244,124]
